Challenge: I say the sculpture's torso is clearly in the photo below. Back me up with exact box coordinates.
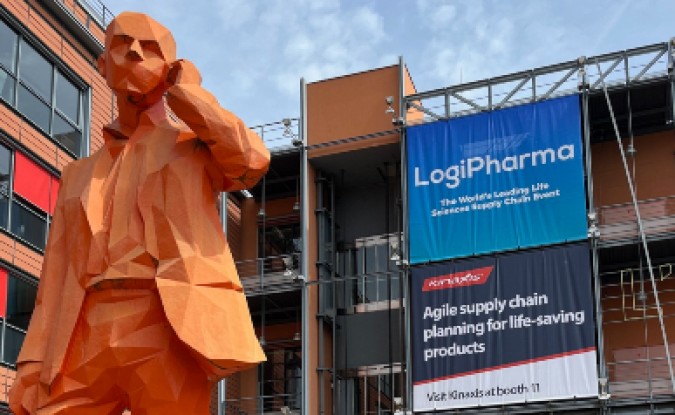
[59,103,237,292]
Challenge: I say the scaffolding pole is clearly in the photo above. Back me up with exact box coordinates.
[300,77,310,415]
[398,55,413,412]
[218,192,228,415]
[579,60,607,390]
[594,59,675,395]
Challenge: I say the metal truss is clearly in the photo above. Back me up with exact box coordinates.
[404,40,674,124]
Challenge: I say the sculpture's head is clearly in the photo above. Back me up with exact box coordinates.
[97,12,177,105]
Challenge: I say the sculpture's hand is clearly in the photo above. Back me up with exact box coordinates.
[9,361,42,415]
[165,59,213,139]
[164,58,270,191]
[167,59,202,87]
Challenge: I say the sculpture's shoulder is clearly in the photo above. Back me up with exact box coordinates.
[57,148,107,193]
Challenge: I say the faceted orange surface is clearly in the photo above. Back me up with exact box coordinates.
[9,11,268,415]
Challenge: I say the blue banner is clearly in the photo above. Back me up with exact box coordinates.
[411,243,597,411]
[407,95,587,264]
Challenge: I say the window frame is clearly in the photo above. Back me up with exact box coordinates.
[0,267,38,367]
[0,14,89,158]
[0,138,57,253]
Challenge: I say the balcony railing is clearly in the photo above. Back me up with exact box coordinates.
[607,346,675,399]
[72,0,113,28]
[597,195,675,246]
[224,394,300,415]
[236,254,302,296]
[336,233,403,313]
[601,263,675,400]
[250,118,300,153]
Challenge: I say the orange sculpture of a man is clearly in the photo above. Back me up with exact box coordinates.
[9,11,268,415]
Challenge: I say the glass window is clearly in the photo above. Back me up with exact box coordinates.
[3,325,25,365]
[0,144,10,195]
[18,40,52,100]
[0,68,15,104]
[55,72,79,122]
[18,84,51,133]
[0,20,85,157]
[6,275,37,330]
[0,19,17,73]
[0,194,8,230]
[53,114,82,155]
[10,200,47,249]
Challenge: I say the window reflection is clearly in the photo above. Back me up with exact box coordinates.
[0,68,15,104]
[0,19,17,73]
[7,275,37,330]
[18,84,50,133]
[18,40,52,100]
[10,200,47,250]
[53,114,82,155]
[4,326,25,365]
[56,72,79,123]
[0,143,10,195]
[0,194,8,230]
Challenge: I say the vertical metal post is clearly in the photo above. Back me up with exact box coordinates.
[579,59,607,385]
[84,87,92,157]
[218,192,228,415]
[259,178,266,415]
[669,39,675,125]
[300,77,310,415]
[331,178,337,415]
[398,56,413,412]
[316,174,325,415]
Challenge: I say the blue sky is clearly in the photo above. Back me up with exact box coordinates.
[108,0,675,127]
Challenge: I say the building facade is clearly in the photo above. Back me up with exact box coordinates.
[225,44,675,415]
[1,1,675,415]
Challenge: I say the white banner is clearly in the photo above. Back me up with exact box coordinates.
[413,350,598,411]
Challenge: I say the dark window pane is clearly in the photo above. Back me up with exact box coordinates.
[7,275,37,330]
[11,200,47,250]
[0,68,15,104]
[0,143,10,195]
[0,19,17,73]
[53,114,82,155]
[4,325,25,365]
[55,72,79,123]
[0,194,8,230]
[19,40,52,100]
[18,85,50,132]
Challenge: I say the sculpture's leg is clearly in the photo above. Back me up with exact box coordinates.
[73,287,212,415]
[36,287,213,415]
[119,292,212,415]
[124,343,212,415]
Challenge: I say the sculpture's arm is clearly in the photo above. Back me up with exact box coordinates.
[165,60,270,192]
[10,167,70,413]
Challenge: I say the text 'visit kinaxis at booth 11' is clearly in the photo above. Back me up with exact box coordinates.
[407,95,588,264]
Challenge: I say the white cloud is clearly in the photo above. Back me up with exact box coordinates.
[101,0,675,126]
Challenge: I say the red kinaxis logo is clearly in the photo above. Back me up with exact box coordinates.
[422,266,494,292]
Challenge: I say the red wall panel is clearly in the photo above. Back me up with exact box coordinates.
[14,152,52,214]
